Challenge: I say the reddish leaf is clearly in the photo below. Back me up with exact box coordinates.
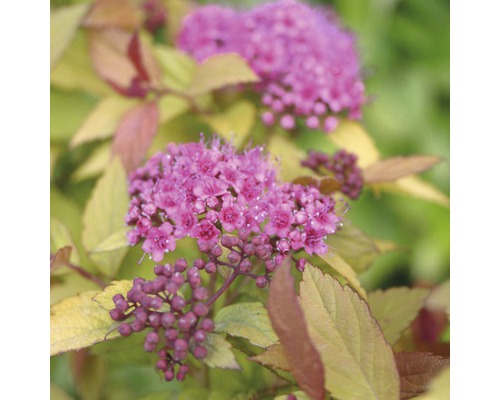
[267,259,325,400]
[88,28,137,89]
[50,246,72,271]
[363,155,443,184]
[112,102,159,173]
[395,352,450,399]
[411,308,450,357]
[83,0,142,31]
[127,32,150,82]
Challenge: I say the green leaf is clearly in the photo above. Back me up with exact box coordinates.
[214,302,278,348]
[201,100,256,148]
[70,96,138,148]
[298,264,400,400]
[268,259,325,400]
[50,290,120,356]
[51,31,114,97]
[51,89,98,142]
[91,331,155,366]
[328,120,380,168]
[326,223,380,274]
[413,367,450,400]
[395,352,449,400]
[363,155,443,184]
[187,53,260,96]
[368,287,430,345]
[82,157,129,277]
[317,253,367,299]
[51,3,90,70]
[50,383,74,400]
[202,333,241,370]
[373,175,449,207]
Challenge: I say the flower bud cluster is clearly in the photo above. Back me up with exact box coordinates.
[109,258,213,381]
[125,136,343,265]
[177,0,365,132]
[142,0,167,34]
[301,149,363,199]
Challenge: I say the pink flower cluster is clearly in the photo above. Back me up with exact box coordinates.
[177,0,365,132]
[125,136,342,269]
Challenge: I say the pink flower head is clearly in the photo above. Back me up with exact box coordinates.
[177,0,365,132]
[125,135,344,264]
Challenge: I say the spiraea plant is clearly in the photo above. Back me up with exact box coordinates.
[50,0,450,399]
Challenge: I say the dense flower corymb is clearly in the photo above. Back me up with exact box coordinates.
[125,136,343,267]
[177,0,365,132]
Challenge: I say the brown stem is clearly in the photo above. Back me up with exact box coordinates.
[50,253,107,289]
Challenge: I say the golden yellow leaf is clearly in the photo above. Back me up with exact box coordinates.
[248,343,290,371]
[154,45,196,91]
[201,101,256,148]
[51,4,90,70]
[187,53,260,96]
[70,96,138,148]
[50,290,120,356]
[328,120,380,168]
[413,367,450,400]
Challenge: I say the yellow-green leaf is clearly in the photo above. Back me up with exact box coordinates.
[299,265,400,400]
[72,142,112,181]
[275,392,308,400]
[317,253,367,299]
[82,157,129,277]
[267,133,315,182]
[154,45,196,91]
[50,290,120,356]
[373,175,449,207]
[188,53,260,96]
[70,96,138,148]
[201,100,256,148]
[363,155,443,184]
[51,31,114,97]
[214,302,278,348]
[93,280,133,310]
[203,333,241,370]
[90,227,129,253]
[50,383,74,400]
[51,218,81,265]
[326,223,380,274]
[158,95,190,124]
[51,3,90,70]
[368,287,430,345]
[248,343,290,371]
[327,120,380,168]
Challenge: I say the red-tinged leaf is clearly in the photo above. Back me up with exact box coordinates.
[411,308,450,357]
[112,102,159,173]
[83,0,142,31]
[363,155,443,184]
[127,32,150,82]
[395,352,450,400]
[88,28,137,89]
[50,246,72,271]
[267,260,325,400]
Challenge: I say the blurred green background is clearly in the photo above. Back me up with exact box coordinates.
[202,0,450,289]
